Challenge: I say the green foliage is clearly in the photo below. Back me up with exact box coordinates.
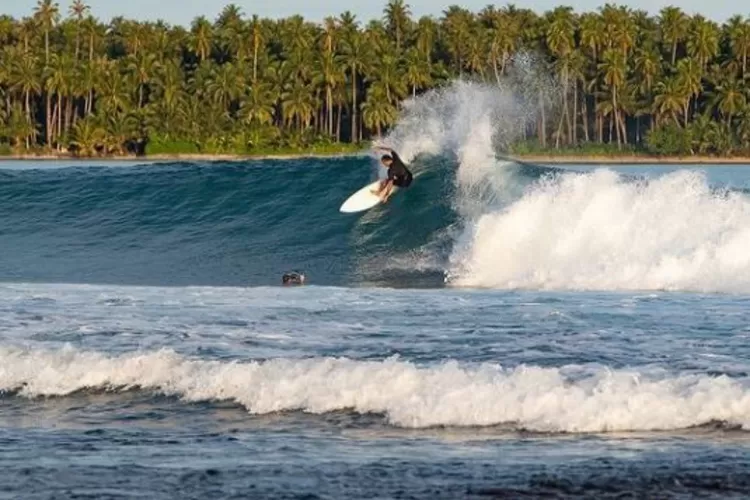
[3,2,750,158]
[145,138,200,155]
[645,124,693,156]
[0,143,12,156]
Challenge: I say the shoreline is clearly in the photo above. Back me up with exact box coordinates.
[2,152,750,164]
[513,155,750,164]
[0,151,370,162]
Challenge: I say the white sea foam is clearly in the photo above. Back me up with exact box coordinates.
[448,169,750,292]
[3,345,750,432]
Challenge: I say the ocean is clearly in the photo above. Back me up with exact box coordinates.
[3,83,750,498]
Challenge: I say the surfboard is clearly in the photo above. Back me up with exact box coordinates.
[340,180,387,213]
[339,180,397,213]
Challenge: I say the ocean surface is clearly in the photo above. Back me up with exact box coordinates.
[4,84,750,499]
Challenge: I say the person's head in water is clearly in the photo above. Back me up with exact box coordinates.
[380,154,393,167]
[282,271,305,286]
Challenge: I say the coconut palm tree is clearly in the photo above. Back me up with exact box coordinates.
[68,0,89,61]
[659,7,689,66]
[340,26,369,142]
[383,0,411,52]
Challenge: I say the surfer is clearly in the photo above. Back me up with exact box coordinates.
[373,146,412,203]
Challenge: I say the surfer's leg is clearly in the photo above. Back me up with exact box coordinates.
[371,179,388,195]
[380,182,395,202]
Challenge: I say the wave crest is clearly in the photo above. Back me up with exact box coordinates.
[3,346,749,432]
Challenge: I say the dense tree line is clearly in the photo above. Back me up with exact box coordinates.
[2,1,750,156]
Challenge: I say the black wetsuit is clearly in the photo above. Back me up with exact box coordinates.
[387,151,413,188]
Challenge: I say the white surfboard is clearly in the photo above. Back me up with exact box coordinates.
[339,180,397,213]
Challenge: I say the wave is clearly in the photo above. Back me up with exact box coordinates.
[2,345,749,433]
[0,157,459,287]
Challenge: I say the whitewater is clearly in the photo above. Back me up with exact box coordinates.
[3,79,750,498]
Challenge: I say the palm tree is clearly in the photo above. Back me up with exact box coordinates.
[727,17,750,76]
[659,6,689,65]
[403,48,431,97]
[11,53,41,125]
[70,115,104,155]
[127,52,160,108]
[282,80,315,131]
[34,0,59,64]
[152,58,186,136]
[383,0,411,52]
[248,15,265,83]
[190,16,213,62]
[709,74,746,125]
[340,26,369,142]
[68,0,89,61]
[687,16,719,71]
[368,51,406,105]
[45,53,72,146]
[362,85,397,137]
[546,6,577,147]
[653,76,685,126]
[598,48,627,147]
[207,62,244,113]
[441,6,474,74]
[7,102,37,149]
[241,81,276,126]
[676,58,703,124]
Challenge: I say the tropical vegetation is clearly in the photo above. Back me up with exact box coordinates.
[2,1,750,156]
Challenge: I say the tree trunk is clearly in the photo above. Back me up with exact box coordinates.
[50,105,57,144]
[683,99,689,126]
[613,87,621,149]
[572,81,578,144]
[65,95,73,135]
[563,68,571,145]
[636,116,640,143]
[327,86,333,136]
[582,94,589,142]
[555,104,565,149]
[351,68,358,143]
[336,104,342,142]
[46,92,52,146]
[253,42,258,83]
[538,89,546,148]
[57,93,63,146]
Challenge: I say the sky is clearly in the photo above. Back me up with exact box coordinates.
[3,0,743,26]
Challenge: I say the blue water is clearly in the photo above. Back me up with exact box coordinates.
[3,155,750,499]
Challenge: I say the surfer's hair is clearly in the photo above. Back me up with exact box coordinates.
[381,154,392,162]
